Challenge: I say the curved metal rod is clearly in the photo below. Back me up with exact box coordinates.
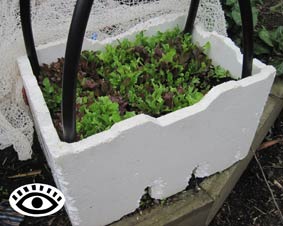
[238,0,253,78]
[183,0,200,34]
[62,0,253,142]
[19,0,40,77]
[184,0,253,78]
[62,0,94,142]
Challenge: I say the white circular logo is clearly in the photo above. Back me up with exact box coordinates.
[9,183,65,217]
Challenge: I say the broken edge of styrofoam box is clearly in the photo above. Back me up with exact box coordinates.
[18,13,275,226]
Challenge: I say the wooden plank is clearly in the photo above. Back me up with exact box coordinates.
[111,189,213,226]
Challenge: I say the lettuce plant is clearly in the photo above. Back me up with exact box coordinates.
[39,27,232,140]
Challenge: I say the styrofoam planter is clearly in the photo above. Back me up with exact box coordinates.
[18,14,275,226]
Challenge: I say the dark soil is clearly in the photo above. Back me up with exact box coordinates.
[0,134,71,226]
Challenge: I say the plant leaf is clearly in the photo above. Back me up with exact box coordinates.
[259,28,274,47]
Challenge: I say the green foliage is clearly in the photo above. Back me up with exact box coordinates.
[221,0,283,76]
[91,28,231,117]
[81,50,96,63]
[77,96,135,138]
[40,27,232,139]
[42,77,62,111]
[214,65,231,79]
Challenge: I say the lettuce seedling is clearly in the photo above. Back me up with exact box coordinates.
[39,27,233,140]
[77,96,135,138]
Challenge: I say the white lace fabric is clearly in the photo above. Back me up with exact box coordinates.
[0,0,227,161]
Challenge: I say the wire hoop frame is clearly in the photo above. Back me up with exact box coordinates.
[19,0,254,142]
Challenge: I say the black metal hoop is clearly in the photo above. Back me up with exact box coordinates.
[19,0,40,77]
[184,0,200,34]
[62,0,94,142]
[238,0,254,79]
[19,0,254,142]
[184,0,254,79]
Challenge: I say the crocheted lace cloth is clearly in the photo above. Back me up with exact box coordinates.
[0,0,227,160]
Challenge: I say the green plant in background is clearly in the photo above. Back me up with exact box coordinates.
[221,0,283,76]
[40,27,232,139]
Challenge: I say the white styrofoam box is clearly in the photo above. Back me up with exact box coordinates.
[18,13,275,226]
